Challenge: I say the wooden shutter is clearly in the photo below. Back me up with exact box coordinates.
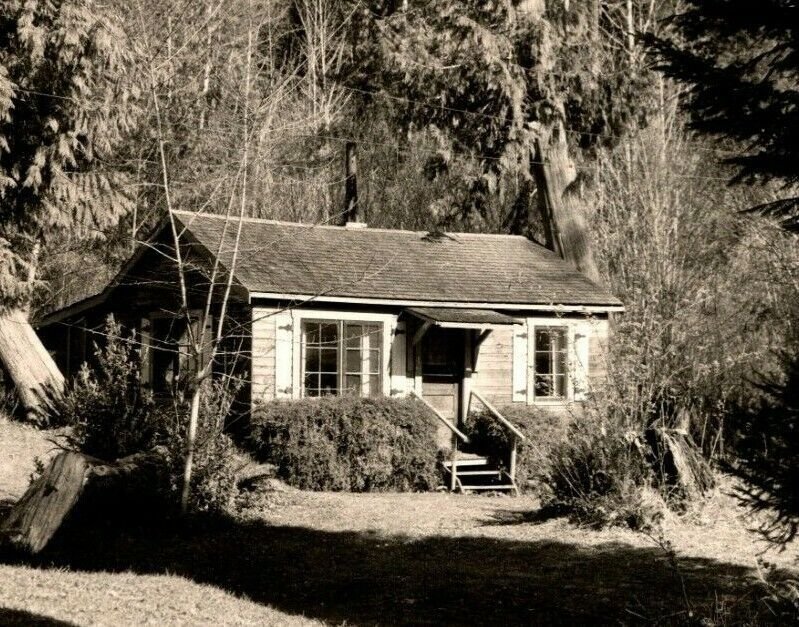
[572,322,591,402]
[274,310,294,398]
[512,322,528,403]
[390,319,407,396]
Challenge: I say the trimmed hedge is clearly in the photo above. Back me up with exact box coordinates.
[249,396,439,492]
[465,404,569,492]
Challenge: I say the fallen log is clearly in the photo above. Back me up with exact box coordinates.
[0,308,64,419]
[0,447,168,554]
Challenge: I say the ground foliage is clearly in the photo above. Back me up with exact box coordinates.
[249,396,439,492]
[45,317,163,458]
[541,416,664,531]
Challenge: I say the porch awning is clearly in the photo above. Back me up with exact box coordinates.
[403,307,523,329]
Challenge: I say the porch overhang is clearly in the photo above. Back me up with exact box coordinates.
[403,307,523,330]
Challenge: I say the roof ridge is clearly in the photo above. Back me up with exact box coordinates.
[171,209,529,240]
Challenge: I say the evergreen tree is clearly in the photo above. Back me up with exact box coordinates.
[0,0,140,310]
[646,0,799,229]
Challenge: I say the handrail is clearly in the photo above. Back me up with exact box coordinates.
[409,389,470,444]
[470,389,527,441]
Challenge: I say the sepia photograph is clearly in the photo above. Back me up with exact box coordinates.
[0,1,797,624]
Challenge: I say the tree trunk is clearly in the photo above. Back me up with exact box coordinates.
[180,384,202,514]
[0,309,64,419]
[531,120,600,283]
[0,447,168,554]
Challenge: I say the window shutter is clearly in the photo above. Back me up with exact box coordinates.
[390,320,407,396]
[139,318,151,385]
[512,323,527,402]
[572,322,591,402]
[274,310,294,398]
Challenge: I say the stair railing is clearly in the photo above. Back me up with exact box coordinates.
[409,388,469,490]
[470,389,527,483]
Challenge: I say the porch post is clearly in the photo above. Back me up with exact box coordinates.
[509,436,518,482]
[461,367,472,426]
[460,330,474,427]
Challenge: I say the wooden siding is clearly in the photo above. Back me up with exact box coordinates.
[251,307,278,404]
[472,327,514,407]
[471,315,611,410]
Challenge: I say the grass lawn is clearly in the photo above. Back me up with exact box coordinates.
[1,417,797,625]
[0,416,61,501]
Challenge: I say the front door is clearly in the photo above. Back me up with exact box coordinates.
[420,328,464,448]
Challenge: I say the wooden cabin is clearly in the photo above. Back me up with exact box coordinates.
[36,211,623,490]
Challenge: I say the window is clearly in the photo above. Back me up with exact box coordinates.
[149,316,183,395]
[533,326,568,400]
[144,314,212,395]
[302,321,382,397]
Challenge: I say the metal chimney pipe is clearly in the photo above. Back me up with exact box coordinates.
[344,141,358,224]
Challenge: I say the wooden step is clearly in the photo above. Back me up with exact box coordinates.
[460,484,516,491]
[441,457,489,468]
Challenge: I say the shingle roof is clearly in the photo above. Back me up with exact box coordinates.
[175,211,621,308]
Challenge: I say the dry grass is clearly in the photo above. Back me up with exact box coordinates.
[0,567,322,626]
[1,418,797,625]
[0,416,61,501]
[238,482,798,572]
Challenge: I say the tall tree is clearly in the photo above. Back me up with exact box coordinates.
[646,0,799,229]
[330,0,659,279]
[0,0,140,308]
[647,0,799,544]
[0,0,139,414]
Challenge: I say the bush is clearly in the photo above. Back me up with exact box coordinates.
[162,380,240,515]
[46,317,239,516]
[47,317,166,460]
[465,405,568,493]
[540,417,664,530]
[249,396,439,492]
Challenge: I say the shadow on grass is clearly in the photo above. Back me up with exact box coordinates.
[0,608,76,626]
[481,504,568,526]
[0,508,776,626]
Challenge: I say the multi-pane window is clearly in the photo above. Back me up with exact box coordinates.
[533,326,568,399]
[302,321,382,397]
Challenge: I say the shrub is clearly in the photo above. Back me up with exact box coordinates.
[162,380,240,515]
[46,317,239,516]
[540,417,663,530]
[46,317,166,460]
[465,404,568,493]
[249,396,439,492]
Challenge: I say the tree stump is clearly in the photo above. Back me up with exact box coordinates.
[645,426,716,502]
[0,447,168,554]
